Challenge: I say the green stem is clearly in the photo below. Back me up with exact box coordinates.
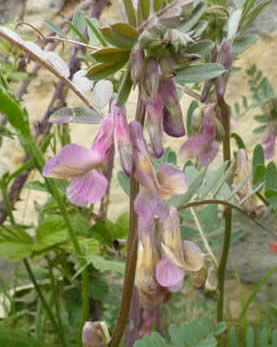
[109,92,145,347]
[0,180,15,225]
[238,265,277,322]
[24,259,67,347]
[30,142,89,345]
[217,97,232,322]
[46,256,66,344]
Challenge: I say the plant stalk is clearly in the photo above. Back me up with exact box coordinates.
[217,97,232,322]
[109,92,145,347]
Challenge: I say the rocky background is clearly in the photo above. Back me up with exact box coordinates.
[0,0,277,317]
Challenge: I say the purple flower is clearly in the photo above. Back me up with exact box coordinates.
[160,77,185,137]
[145,94,164,158]
[155,207,204,292]
[180,104,219,166]
[112,104,133,176]
[130,121,187,226]
[43,116,114,206]
[264,127,277,159]
[216,41,233,98]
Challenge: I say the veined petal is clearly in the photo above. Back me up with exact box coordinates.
[130,121,160,194]
[155,256,184,288]
[157,164,187,199]
[92,116,114,161]
[66,169,108,206]
[183,240,204,272]
[113,105,132,175]
[134,189,169,224]
[145,95,164,158]
[43,144,102,179]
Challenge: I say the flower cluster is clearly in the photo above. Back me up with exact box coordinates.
[130,121,204,308]
[43,104,132,206]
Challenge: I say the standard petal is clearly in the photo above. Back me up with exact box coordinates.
[183,240,204,272]
[145,95,164,158]
[155,256,184,288]
[113,105,132,176]
[157,164,187,199]
[134,189,169,224]
[43,144,101,179]
[92,116,114,161]
[66,169,108,206]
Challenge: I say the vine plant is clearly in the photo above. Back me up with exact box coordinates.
[0,0,275,346]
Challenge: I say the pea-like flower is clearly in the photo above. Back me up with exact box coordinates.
[179,103,219,166]
[43,116,114,206]
[155,207,204,292]
[130,121,187,225]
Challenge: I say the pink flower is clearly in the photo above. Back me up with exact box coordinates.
[130,121,187,226]
[145,94,164,158]
[269,242,277,255]
[112,104,132,176]
[43,116,114,206]
[264,126,277,160]
[179,103,219,166]
[155,207,204,292]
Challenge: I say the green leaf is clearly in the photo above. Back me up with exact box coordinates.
[117,170,130,196]
[138,0,151,25]
[92,47,130,64]
[231,132,246,149]
[252,144,265,187]
[122,0,137,27]
[92,80,113,109]
[0,328,48,347]
[90,220,114,247]
[186,40,214,57]
[154,0,165,12]
[86,17,107,46]
[246,327,255,347]
[87,60,127,80]
[176,63,225,84]
[89,277,108,301]
[71,212,89,236]
[0,226,34,261]
[253,125,267,134]
[180,3,207,33]
[88,255,125,274]
[25,180,48,192]
[71,10,87,42]
[44,19,66,38]
[228,9,242,40]
[241,1,272,31]
[229,327,240,347]
[116,63,132,107]
[258,327,268,347]
[101,23,138,49]
[265,161,277,204]
[113,213,129,239]
[233,35,257,55]
[50,106,103,124]
[186,100,198,136]
[234,0,245,7]
[272,330,277,347]
[36,215,68,247]
[0,85,31,139]
[135,332,168,347]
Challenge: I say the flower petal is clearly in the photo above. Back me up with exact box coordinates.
[198,142,219,166]
[134,189,169,224]
[157,164,187,199]
[183,240,204,272]
[269,242,277,255]
[66,169,108,206]
[43,144,101,179]
[92,116,114,161]
[113,105,132,176]
[155,256,184,288]
[145,95,164,158]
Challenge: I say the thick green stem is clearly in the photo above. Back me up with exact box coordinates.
[217,97,232,322]
[109,93,145,347]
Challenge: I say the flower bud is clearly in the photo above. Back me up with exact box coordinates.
[216,41,233,98]
[142,58,160,98]
[131,47,145,85]
[82,321,110,347]
[160,77,185,137]
[191,107,204,135]
[145,95,164,158]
